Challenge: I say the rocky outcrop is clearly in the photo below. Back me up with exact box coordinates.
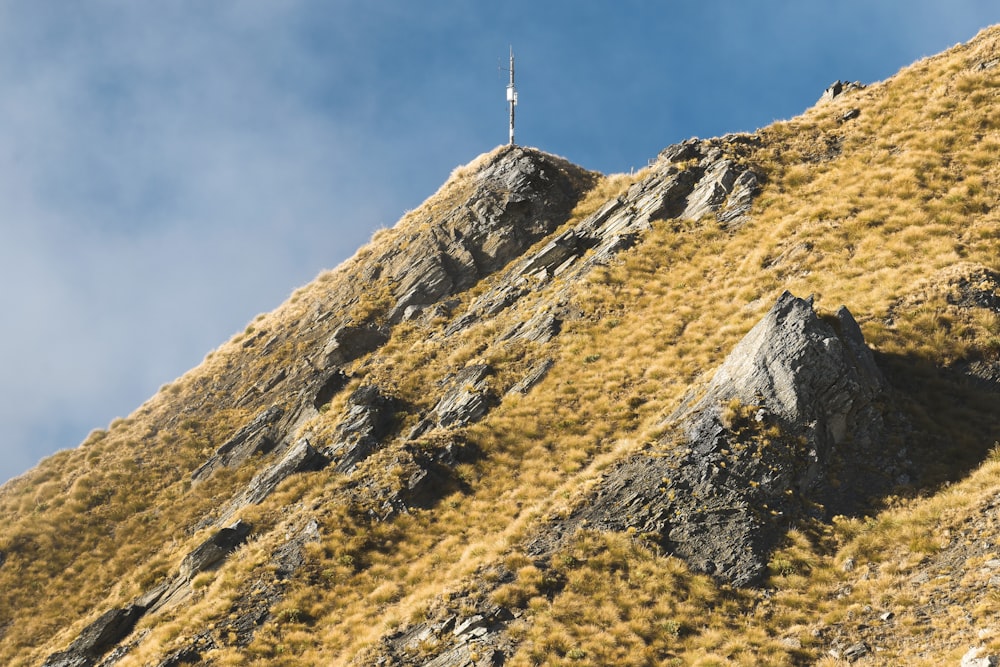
[190,406,284,482]
[149,520,321,666]
[211,440,329,525]
[43,606,146,667]
[579,292,905,586]
[179,520,253,580]
[373,584,521,667]
[407,364,497,439]
[321,324,389,367]
[819,79,865,103]
[43,521,254,666]
[443,136,762,337]
[323,385,402,473]
[374,146,598,323]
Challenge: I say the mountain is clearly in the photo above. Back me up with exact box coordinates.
[2,24,999,667]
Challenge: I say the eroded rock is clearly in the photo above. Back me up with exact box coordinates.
[179,520,253,580]
[190,406,284,482]
[322,325,389,367]
[43,606,146,667]
[408,365,497,440]
[229,439,328,513]
[579,292,904,585]
[445,137,762,335]
[324,385,402,473]
[377,146,598,323]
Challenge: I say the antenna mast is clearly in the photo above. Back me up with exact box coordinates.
[506,46,517,145]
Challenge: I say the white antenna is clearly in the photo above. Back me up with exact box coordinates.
[506,46,517,145]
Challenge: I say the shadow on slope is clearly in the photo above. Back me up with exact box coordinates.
[876,349,1000,491]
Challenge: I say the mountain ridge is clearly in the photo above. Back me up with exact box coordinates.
[1,24,999,666]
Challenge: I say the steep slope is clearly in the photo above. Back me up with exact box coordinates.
[0,24,998,667]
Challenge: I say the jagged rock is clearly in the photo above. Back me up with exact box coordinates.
[324,385,401,473]
[377,146,598,323]
[322,324,390,367]
[236,439,328,508]
[73,606,144,653]
[42,652,92,667]
[190,406,284,482]
[179,520,253,580]
[434,364,496,428]
[842,641,871,662]
[166,519,322,664]
[376,603,515,666]
[520,229,598,277]
[508,358,555,395]
[680,157,742,220]
[437,138,763,340]
[715,169,761,224]
[42,606,146,667]
[819,79,865,103]
[407,365,496,440]
[506,310,562,343]
[311,369,350,409]
[579,292,902,585]
[453,614,488,638]
[445,137,762,337]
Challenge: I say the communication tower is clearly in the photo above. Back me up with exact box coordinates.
[506,46,517,145]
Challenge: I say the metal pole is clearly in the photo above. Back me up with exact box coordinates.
[507,46,516,145]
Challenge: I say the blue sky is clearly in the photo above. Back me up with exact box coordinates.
[0,1,996,485]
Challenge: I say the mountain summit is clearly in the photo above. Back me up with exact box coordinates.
[2,25,1000,667]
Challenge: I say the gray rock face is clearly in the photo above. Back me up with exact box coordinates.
[179,520,253,580]
[819,79,865,103]
[324,385,401,473]
[376,603,517,667]
[190,406,284,482]
[42,653,92,667]
[377,146,598,323]
[321,324,389,367]
[407,365,497,440]
[580,292,904,586]
[444,136,762,336]
[230,439,328,512]
[42,605,146,667]
[434,365,496,428]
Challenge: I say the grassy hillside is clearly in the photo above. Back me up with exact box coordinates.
[1,25,998,667]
